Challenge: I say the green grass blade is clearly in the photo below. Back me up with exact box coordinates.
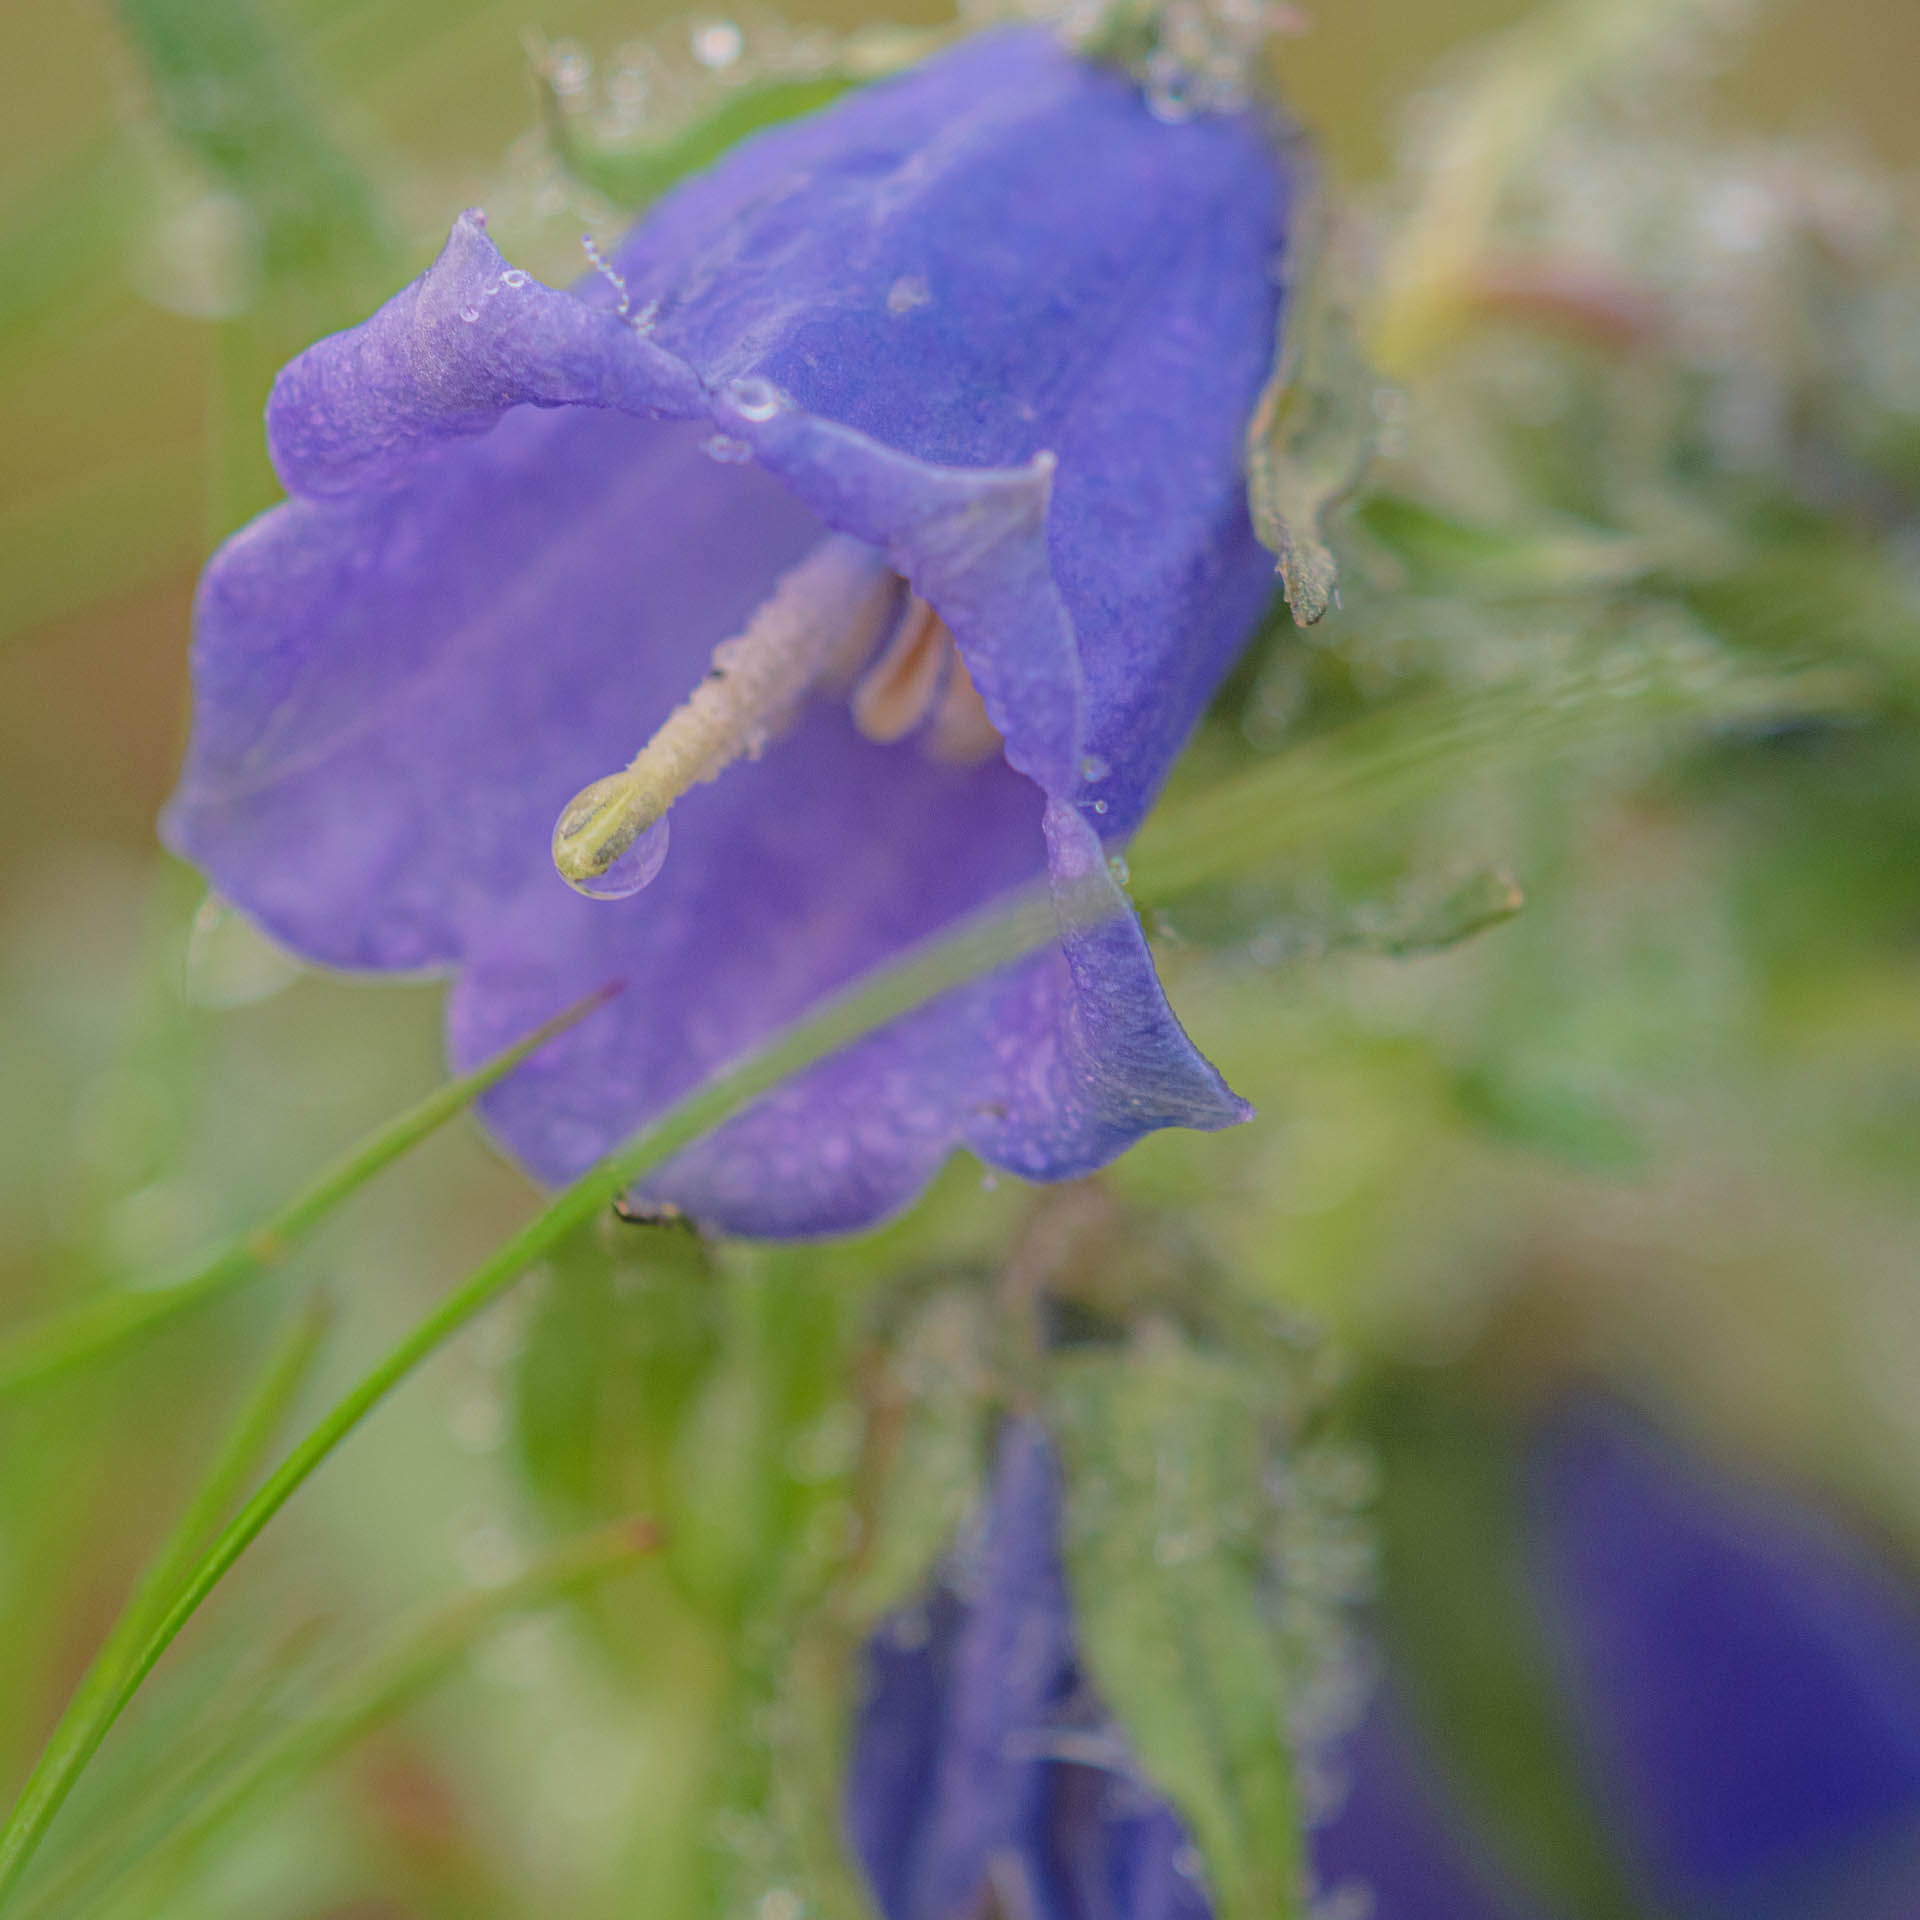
[0,1297,331,1906]
[1128,642,1853,906]
[0,984,618,1395]
[68,1517,659,1917]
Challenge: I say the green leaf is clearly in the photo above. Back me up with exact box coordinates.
[542,73,854,215]
[1049,1334,1305,1920]
[1367,864,1526,955]
[111,0,402,530]
[513,1216,717,1526]
[112,0,388,288]
[1452,1055,1646,1174]
[841,1287,994,1625]
[1686,526,1920,709]
[531,25,944,217]
[1131,627,1858,910]
[1171,857,1525,968]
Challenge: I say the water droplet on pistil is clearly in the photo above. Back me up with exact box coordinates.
[553,776,671,899]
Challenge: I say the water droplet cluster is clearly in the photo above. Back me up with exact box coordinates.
[527,11,853,163]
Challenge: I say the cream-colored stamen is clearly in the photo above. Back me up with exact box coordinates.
[553,533,897,894]
[925,651,1003,766]
[851,597,949,744]
[850,597,1005,767]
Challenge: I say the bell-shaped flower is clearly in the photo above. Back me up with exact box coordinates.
[161,25,1297,1235]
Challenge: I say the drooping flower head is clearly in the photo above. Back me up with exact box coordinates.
[162,24,1298,1235]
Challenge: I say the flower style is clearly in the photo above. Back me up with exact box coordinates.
[161,25,1297,1236]
[870,1407,1920,1920]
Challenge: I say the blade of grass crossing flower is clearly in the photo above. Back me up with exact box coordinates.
[62,1519,659,1918]
[0,984,619,1396]
[0,1296,331,1907]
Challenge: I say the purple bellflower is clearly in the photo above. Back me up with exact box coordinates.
[161,26,1296,1236]
[859,1407,1920,1920]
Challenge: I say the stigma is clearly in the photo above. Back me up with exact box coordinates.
[552,534,1005,900]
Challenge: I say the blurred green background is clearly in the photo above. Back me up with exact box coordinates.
[3,0,1920,1915]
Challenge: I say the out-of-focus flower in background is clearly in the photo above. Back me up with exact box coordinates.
[863,1403,1920,1920]
[161,25,1301,1237]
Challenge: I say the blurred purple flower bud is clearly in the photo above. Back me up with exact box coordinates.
[1528,1402,1920,1916]
[162,27,1297,1235]
[853,1402,1920,1920]
[848,1418,1216,1920]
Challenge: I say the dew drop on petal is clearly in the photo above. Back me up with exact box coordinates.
[1078,751,1110,782]
[701,433,754,464]
[500,267,531,288]
[1092,798,1109,815]
[727,375,783,422]
[459,305,482,323]
[690,17,744,68]
[886,273,931,315]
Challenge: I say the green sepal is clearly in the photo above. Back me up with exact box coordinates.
[1245,174,1380,627]
[1048,1330,1307,1920]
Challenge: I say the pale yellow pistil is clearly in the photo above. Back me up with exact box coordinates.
[554,535,897,894]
